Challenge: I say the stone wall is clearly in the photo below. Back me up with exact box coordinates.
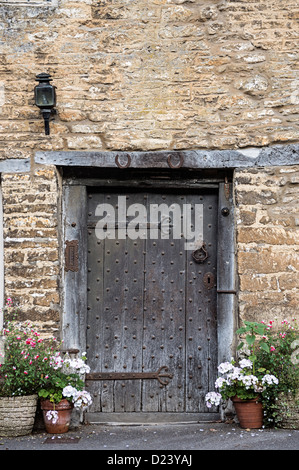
[1,167,61,333]
[0,0,298,329]
[0,0,298,155]
[235,165,299,324]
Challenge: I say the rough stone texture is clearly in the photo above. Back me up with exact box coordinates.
[0,0,298,154]
[1,167,61,331]
[235,166,299,324]
[0,0,298,330]
[0,394,38,436]
[277,392,299,430]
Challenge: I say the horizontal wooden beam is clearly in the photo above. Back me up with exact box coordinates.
[35,145,299,169]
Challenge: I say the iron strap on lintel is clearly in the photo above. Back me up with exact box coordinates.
[85,366,173,386]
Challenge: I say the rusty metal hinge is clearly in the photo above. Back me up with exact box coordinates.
[224,176,230,200]
[65,240,79,272]
[86,366,173,386]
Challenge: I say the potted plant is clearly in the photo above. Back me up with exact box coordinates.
[0,299,92,436]
[255,318,299,428]
[38,352,92,434]
[0,298,56,436]
[205,321,279,429]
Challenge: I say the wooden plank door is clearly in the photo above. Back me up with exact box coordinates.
[85,189,218,414]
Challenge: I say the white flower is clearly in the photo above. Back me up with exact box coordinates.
[227,366,242,381]
[205,392,222,408]
[262,374,279,386]
[50,353,64,370]
[215,377,227,389]
[63,385,78,398]
[239,359,253,369]
[46,410,58,424]
[72,390,93,410]
[239,374,258,389]
[64,356,91,374]
[217,361,234,374]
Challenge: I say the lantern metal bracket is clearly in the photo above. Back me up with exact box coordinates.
[34,72,57,136]
[41,109,54,136]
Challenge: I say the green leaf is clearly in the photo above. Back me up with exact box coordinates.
[236,327,247,334]
[237,341,244,350]
[257,325,267,335]
[260,342,270,353]
[249,354,257,362]
[246,334,256,346]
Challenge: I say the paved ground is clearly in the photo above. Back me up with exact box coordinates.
[0,422,298,453]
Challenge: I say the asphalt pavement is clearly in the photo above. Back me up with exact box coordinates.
[0,421,298,454]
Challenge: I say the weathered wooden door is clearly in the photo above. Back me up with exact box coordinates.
[86,189,218,414]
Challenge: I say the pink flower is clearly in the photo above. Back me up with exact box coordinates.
[270,346,276,352]
[24,371,28,375]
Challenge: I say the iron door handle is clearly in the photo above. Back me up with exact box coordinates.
[192,243,208,263]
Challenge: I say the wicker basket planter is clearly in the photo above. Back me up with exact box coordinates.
[0,394,38,437]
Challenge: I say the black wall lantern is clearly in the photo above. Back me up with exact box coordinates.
[34,73,56,135]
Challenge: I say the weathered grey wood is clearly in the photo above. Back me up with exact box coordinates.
[142,192,186,412]
[35,144,299,169]
[185,192,218,412]
[62,185,87,352]
[86,189,219,414]
[65,178,220,189]
[85,412,220,424]
[0,158,30,173]
[217,181,237,364]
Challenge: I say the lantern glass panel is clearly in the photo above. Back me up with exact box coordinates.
[35,84,56,108]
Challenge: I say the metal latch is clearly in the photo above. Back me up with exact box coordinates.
[192,243,208,263]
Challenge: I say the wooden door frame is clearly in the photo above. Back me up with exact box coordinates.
[61,167,237,379]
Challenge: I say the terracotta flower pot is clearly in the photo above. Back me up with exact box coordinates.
[41,398,73,434]
[232,396,263,429]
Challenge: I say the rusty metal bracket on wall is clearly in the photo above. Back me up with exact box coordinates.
[115,153,131,169]
[86,366,173,386]
[167,153,184,169]
[65,240,79,272]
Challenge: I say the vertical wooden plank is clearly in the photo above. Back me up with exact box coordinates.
[217,181,237,364]
[62,184,87,352]
[86,192,108,412]
[113,192,145,412]
[185,192,218,412]
[142,192,186,412]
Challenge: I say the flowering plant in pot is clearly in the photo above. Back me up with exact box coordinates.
[0,299,59,398]
[0,299,92,435]
[205,321,279,429]
[0,299,61,436]
[38,352,93,433]
[255,318,299,428]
